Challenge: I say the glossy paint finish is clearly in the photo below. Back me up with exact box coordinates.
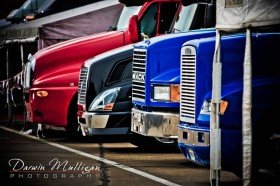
[79,45,133,135]
[133,29,215,108]
[178,32,280,175]
[26,0,180,127]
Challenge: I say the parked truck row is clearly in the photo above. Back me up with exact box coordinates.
[23,0,279,179]
[24,0,180,135]
[78,0,216,147]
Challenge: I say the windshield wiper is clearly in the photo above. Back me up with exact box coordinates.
[172,28,182,33]
[108,26,117,31]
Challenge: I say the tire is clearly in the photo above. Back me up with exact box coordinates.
[252,106,280,183]
[65,94,80,138]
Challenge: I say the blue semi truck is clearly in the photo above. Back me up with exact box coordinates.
[131,0,215,143]
[178,32,280,175]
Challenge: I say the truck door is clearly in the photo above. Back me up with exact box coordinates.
[139,2,179,38]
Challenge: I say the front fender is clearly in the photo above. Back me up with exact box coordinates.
[28,86,77,127]
[197,78,280,129]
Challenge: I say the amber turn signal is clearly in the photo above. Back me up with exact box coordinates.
[170,84,180,102]
[103,103,114,110]
[219,100,228,115]
[36,91,48,97]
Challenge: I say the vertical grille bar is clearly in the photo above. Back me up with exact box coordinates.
[78,67,89,105]
[180,46,196,124]
[132,48,146,102]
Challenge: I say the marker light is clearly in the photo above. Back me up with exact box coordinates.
[200,99,228,115]
[170,84,180,102]
[219,100,228,115]
[36,91,48,97]
[103,103,115,110]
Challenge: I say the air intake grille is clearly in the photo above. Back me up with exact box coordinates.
[132,48,146,102]
[180,46,196,124]
[78,67,89,105]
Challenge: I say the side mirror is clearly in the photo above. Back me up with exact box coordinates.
[128,15,139,43]
[205,4,216,28]
[28,53,33,61]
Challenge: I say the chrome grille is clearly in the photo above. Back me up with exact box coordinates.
[78,67,89,105]
[180,46,196,124]
[132,48,146,102]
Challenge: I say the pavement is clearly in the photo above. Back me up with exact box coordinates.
[0,121,252,186]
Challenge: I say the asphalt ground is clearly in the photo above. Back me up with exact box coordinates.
[1,120,271,186]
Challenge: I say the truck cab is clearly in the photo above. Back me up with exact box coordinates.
[77,0,216,141]
[78,45,134,136]
[131,0,215,143]
[24,0,180,135]
[178,32,280,175]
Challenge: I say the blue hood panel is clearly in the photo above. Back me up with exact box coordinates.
[151,68,180,84]
[133,29,216,108]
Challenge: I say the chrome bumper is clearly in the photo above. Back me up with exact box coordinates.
[131,108,179,138]
[79,111,129,136]
[178,128,210,147]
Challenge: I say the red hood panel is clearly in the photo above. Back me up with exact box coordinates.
[33,31,127,82]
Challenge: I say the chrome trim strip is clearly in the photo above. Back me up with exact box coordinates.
[131,108,179,138]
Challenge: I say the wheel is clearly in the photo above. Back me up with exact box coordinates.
[65,117,80,138]
[65,94,80,138]
[252,106,280,183]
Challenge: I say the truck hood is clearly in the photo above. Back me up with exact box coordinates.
[182,32,280,127]
[151,68,180,84]
[133,29,215,107]
[32,31,125,82]
[134,28,215,50]
[34,31,123,59]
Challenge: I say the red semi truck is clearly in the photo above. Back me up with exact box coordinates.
[24,0,180,135]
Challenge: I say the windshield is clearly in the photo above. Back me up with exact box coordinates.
[115,6,142,31]
[23,0,45,11]
[172,4,198,33]
[22,0,32,9]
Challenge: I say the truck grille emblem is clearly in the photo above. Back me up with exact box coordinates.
[132,72,145,81]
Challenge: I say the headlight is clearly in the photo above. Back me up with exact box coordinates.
[88,87,121,111]
[200,99,228,115]
[200,100,211,115]
[153,86,170,101]
[23,62,31,89]
[24,54,36,89]
[153,84,180,102]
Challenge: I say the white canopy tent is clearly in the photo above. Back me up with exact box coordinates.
[0,0,122,49]
[0,0,123,123]
[210,0,280,185]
